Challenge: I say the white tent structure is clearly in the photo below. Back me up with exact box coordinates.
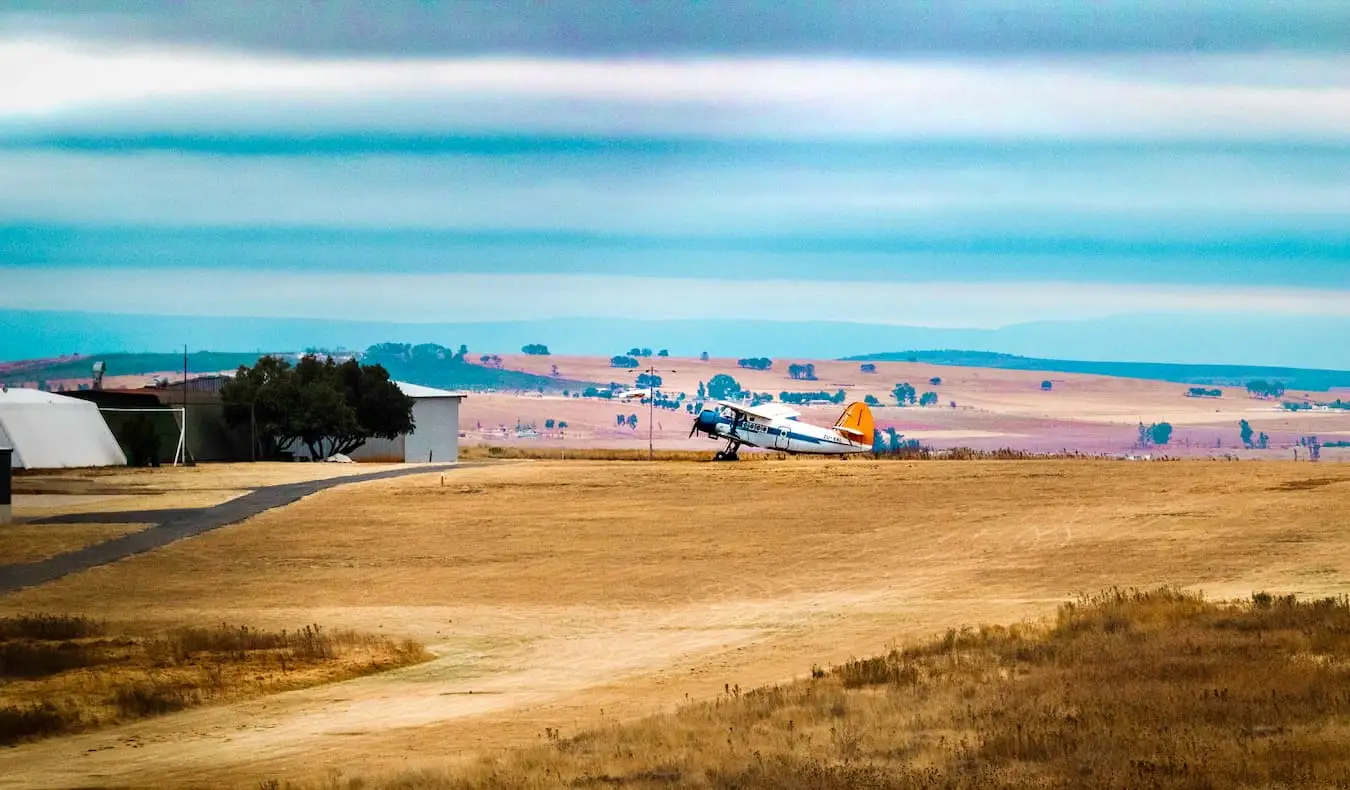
[0,388,127,469]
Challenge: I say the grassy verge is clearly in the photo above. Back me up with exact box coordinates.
[0,614,429,746]
[284,588,1350,788]
[458,445,1106,462]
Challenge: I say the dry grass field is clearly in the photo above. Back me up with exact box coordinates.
[2,462,421,562]
[0,615,429,746]
[1,459,1349,787]
[306,589,1350,789]
[0,522,154,564]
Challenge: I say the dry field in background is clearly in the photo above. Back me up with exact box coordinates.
[464,354,1350,456]
[1,459,1349,787]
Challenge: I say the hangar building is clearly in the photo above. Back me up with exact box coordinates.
[0,387,127,469]
[294,381,466,463]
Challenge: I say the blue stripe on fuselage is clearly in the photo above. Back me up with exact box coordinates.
[711,416,855,447]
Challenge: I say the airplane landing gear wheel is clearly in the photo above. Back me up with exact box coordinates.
[713,450,740,462]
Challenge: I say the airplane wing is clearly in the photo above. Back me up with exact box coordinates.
[715,400,801,421]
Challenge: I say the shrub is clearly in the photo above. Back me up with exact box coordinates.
[0,614,103,641]
[111,681,195,718]
[0,703,72,746]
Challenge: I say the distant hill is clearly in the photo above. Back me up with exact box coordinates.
[0,352,267,385]
[7,310,1350,371]
[361,343,594,392]
[0,346,597,393]
[845,350,1350,392]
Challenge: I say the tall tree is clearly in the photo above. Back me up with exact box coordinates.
[222,355,413,460]
[706,374,745,400]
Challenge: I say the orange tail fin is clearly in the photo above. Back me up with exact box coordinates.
[833,402,875,445]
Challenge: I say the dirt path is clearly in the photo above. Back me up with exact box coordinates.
[0,464,475,594]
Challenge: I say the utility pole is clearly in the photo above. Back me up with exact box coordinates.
[182,344,191,465]
[638,365,677,461]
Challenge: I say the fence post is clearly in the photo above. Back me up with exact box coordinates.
[0,447,12,525]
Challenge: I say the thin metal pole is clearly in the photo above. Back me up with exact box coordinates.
[182,344,189,464]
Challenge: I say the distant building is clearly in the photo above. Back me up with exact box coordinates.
[293,381,466,463]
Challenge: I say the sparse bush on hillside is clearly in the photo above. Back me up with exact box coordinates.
[1138,421,1174,447]
[706,374,745,401]
[1247,379,1287,398]
[610,355,640,369]
[892,382,916,406]
[520,344,550,356]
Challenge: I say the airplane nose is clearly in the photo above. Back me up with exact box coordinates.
[691,409,719,436]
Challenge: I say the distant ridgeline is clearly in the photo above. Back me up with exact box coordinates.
[2,344,598,393]
[845,350,1350,392]
[361,343,594,391]
[0,352,266,387]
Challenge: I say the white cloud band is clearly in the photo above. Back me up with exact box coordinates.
[4,268,1347,327]
[4,38,1350,139]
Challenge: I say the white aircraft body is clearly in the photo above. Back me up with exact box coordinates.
[614,387,654,401]
[689,400,875,460]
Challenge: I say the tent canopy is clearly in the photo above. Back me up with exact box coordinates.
[0,388,127,469]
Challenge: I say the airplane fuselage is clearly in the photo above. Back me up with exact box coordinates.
[693,409,869,455]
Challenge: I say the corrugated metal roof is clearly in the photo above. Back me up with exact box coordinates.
[0,388,127,469]
[394,381,468,400]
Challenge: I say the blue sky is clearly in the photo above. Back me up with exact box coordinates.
[1,2,1348,363]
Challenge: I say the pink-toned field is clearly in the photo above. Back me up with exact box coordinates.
[462,355,1350,459]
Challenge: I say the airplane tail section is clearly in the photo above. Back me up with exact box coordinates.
[833,402,875,445]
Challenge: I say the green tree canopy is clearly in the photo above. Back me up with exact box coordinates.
[521,343,550,355]
[706,373,745,401]
[221,355,413,460]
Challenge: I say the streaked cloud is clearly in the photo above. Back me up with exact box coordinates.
[4,40,1350,140]
[4,267,1348,328]
[4,1,1348,57]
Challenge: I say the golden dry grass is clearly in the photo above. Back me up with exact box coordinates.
[13,461,414,495]
[0,614,429,746]
[292,588,1350,789]
[0,522,153,564]
[2,459,1349,788]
